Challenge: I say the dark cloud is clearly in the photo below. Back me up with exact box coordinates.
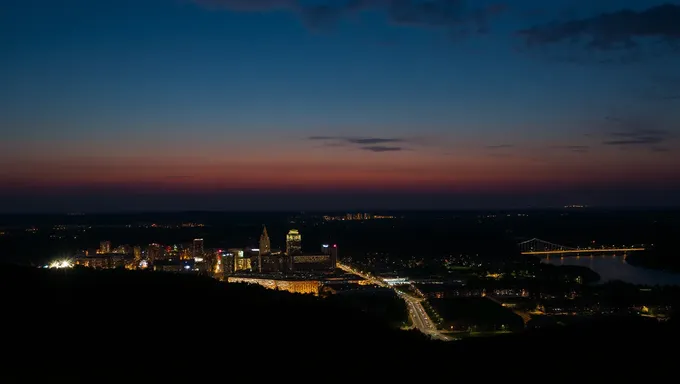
[597,115,675,151]
[550,145,590,153]
[195,0,508,35]
[602,129,670,145]
[308,136,410,152]
[308,136,404,144]
[346,137,403,144]
[518,4,680,58]
[486,144,514,149]
[360,145,404,152]
[602,128,671,146]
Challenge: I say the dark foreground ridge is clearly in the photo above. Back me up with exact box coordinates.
[3,265,676,379]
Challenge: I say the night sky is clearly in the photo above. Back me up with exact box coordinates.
[2,0,679,212]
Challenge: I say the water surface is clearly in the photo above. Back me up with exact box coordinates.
[542,254,680,286]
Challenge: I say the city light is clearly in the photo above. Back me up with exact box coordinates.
[49,259,74,269]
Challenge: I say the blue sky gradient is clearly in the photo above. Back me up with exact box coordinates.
[1,0,679,211]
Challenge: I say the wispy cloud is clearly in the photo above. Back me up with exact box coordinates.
[599,115,673,148]
[517,4,680,62]
[550,145,590,153]
[361,145,404,152]
[194,0,508,35]
[346,137,403,145]
[603,129,670,145]
[486,144,514,149]
[308,135,413,153]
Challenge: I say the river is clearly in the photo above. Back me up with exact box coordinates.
[542,254,680,286]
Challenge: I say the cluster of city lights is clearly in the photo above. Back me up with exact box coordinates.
[48,259,74,269]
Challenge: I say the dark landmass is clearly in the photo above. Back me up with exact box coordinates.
[628,220,680,272]
[3,265,677,379]
[1,209,676,266]
[429,297,525,332]
[324,289,409,329]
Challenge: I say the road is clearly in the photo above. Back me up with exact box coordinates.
[398,291,452,341]
[338,263,452,341]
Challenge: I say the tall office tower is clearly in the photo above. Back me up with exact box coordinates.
[329,244,338,269]
[193,238,204,259]
[259,226,271,255]
[148,244,162,263]
[133,246,142,262]
[286,229,302,256]
[100,241,111,254]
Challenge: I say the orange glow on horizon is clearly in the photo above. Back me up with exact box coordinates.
[2,138,679,194]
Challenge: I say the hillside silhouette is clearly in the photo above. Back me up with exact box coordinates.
[2,265,676,379]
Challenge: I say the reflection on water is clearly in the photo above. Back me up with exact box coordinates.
[542,254,680,286]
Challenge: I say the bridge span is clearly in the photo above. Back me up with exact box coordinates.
[518,238,645,255]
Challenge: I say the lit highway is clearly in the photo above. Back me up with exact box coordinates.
[338,262,452,341]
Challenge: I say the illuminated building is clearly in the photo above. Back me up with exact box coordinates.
[286,229,302,256]
[148,244,162,263]
[227,277,321,295]
[99,241,111,254]
[321,244,339,269]
[330,245,338,268]
[213,253,223,276]
[133,246,142,262]
[231,249,251,272]
[180,248,191,260]
[75,253,129,269]
[218,250,234,276]
[192,238,204,259]
[292,255,334,271]
[259,226,271,255]
[113,244,131,254]
[153,259,197,273]
[259,254,292,273]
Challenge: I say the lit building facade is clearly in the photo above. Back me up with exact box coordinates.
[192,238,204,259]
[292,255,334,271]
[153,259,197,273]
[321,244,339,269]
[99,241,111,254]
[286,229,302,256]
[227,277,321,295]
[230,249,251,272]
[259,226,271,255]
[75,253,129,269]
[260,255,292,273]
[148,244,163,263]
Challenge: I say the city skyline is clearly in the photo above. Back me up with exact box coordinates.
[2,0,680,212]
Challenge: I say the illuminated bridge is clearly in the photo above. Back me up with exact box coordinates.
[518,238,645,255]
